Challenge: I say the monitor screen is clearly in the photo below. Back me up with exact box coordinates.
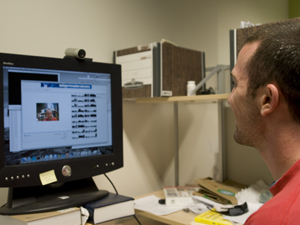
[0,53,123,214]
[5,65,113,165]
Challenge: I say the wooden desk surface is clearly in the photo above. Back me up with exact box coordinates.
[86,190,198,225]
[134,190,197,225]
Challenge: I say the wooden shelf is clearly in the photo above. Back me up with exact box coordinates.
[123,93,230,104]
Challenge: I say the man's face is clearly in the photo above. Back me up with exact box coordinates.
[46,110,53,119]
[228,43,262,147]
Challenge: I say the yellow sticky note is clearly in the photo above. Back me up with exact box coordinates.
[39,170,57,185]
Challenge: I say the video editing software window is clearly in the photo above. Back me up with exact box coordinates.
[3,66,113,165]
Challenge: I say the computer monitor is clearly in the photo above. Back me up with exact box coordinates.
[0,52,123,215]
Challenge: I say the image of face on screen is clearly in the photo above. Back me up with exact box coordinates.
[36,103,59,121]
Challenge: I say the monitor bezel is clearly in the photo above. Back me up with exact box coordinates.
[0,52,123,188]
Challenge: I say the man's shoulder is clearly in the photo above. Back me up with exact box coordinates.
[246,189,300,225]
[245,201,283,224]
[271,159,300,195]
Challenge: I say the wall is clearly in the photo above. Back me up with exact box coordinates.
[289,0,300,18]
[0,0,288,206]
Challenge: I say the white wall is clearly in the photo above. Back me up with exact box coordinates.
[0,0,288,205]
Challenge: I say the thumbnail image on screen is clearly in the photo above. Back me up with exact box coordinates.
[37,103,59,121]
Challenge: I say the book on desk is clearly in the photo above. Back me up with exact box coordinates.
[0,192,135,225]
[84,192,135,224]
[193,210,235,225]
[0,207,81,225]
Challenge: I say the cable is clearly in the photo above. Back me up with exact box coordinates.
[103,173,118,195]
[104,174,142,224]
[133,215,142,225]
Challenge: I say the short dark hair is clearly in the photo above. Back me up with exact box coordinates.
[245,20,300,123]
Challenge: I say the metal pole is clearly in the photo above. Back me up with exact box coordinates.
[174,102,179,186]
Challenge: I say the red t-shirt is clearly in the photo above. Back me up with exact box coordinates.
[245,159,300,225]
[43,117,58,121]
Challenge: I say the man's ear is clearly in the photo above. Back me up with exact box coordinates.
[260,84,279,116]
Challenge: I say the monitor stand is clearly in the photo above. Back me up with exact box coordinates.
[0,178,108,215]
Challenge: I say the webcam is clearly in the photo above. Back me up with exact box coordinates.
[65,48,86,59]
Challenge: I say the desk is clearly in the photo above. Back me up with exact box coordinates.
[134,190,196,225]
[86,190,197,225]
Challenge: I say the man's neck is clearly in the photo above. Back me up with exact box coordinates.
[258,123,300,180]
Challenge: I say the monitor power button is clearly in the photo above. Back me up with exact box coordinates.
[62,165,72,177]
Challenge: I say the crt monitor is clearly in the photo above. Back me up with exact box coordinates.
[0,52,123,215]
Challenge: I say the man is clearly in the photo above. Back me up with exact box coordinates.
[228,20,300,224]
[43,109,58,121]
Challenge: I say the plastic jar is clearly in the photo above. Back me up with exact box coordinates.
[187,81,196,96]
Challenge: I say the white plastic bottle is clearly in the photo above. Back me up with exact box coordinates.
[187,81,196,96]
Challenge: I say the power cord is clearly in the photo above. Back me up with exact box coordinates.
[104,173,142,224]
[104,173,118,195]
[133,215,142,225]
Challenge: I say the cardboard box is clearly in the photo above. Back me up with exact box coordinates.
[194,178,241,205]
[114,42,160,99]
[161,40,205,97]
[114,40,205,99]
